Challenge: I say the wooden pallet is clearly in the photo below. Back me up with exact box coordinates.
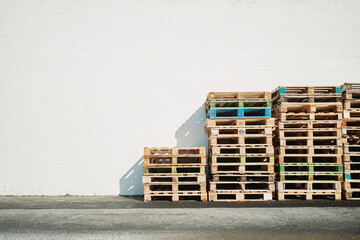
[144,147,206,156]
[272,86,342,99]
[209,155,274,164]
[272,95,342,107]
[343,110,360,119]
[277,129,341,138]
[344,99,360,110]
[144,183,206,193]
[209,191,273,201]
[205,118,275,130]
[206,99,271,112]
[272,103,343,115]
[277,191,341,201]
[343,91,360,100]
[142,175,206,184]
[144,192,207,202]
[277,181,341,192]
[278,163,343,174]
[344,145,360,154]
[208,135,272,146]
[210,145,274,155]
[274,112,342,121]
[278,173,343,182]
[343,154,360,162]
[277,154,342,164]
[278,120,341,129]
[342,119,360,127]
[209,181,275,191]
[207,92,271,101]
[342,83,360,91]
[343,190,360,200]
[208,127,273,136]
[212,174,275,182]
[277,137,342,147]
[344,171,360,182]
[210,163,274,174]
[275,146,343,155]
[143,165,205,175]
[207,107,271,119]
[143,156,206,166]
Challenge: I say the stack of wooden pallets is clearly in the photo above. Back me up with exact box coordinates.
[205,92,275,201]
[342,83,360,200]
[142,147,207,202]
[272,86,343,201]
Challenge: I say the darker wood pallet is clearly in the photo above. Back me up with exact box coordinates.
[144,147,206,157]
[143,156,206,166]
[143,165,206,175]
[207,92,271,101]
[144,183,206,193]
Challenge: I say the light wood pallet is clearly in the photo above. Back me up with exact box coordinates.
[272,95,342,107]
[343,182,360,200]
[274,112,342,121]
[144,147,206,156]
[209,154,274,164]
[206,92,271,101]
[144,192,207,202]
[344,99,360,110]
[206,99,271,112]
[205,118,275,130]
[144,182,206,193]
[343,110,360,119]
[277,173,343,182]
[208,190,273,201]
[210,145,274,155]
[277,154,342,164]
[278,120,341,129]
[275,146,343,155]
[209,163,274,174]
[277,181,341,192]
[208,127,273,136]
[208,135,273,145]
[272,103,343,115]
[142,175,206,184]
[277,191,341,201]
[209,181,275,191]
[272,86,342,99]
[144,155,206,166]
[211,173,275,182]
[143,165,205,175]
[276,137,342,147]
[277,129,342,138]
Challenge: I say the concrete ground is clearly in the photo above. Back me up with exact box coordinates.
[0,196,359,239]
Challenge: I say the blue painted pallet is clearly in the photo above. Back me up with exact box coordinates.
[207,107,271,119]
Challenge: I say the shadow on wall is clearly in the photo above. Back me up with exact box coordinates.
[119,104,208,196]
[119,156,144,195]
[175,104,208,148]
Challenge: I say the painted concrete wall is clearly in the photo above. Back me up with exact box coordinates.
[0,0,359,195]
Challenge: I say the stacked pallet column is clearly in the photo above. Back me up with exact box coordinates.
[342,83,360,200]
[272,86,343,201]
[142,147,207,202]
[205,92,275,201]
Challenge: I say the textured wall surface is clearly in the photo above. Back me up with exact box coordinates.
[0,0,359,195]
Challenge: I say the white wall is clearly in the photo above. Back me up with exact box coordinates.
[0,0,359,195]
